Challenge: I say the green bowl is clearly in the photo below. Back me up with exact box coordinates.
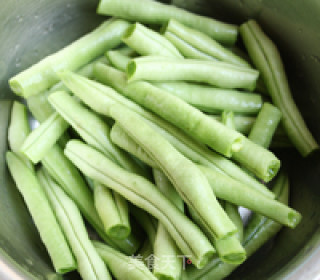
[0,0,320,279]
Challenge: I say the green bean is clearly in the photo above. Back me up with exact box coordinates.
[42,144,140,255]
[240,20,319,157]
[6,152,76,274]
[8,101,33,171]
[163,19,249,67]
[106,50,131,72]
[109,103,238,239]
[37,169,111,280]
[111,123,157,168]
[221,111,244,242]
[183,172,289,280]
[9,19,129,98]
[65,140,215,269]
[232,138,280,182]
[154,82,263,114]
[122,23,182,58]
[94,241,157,280]
[153,169,184,280]
[249,102,282,148]
[164,32,217,61]
[127,57,259,91]
[48,90,145,176]
[76,65,274,198]
[131,206,158,246]
[97,0,238,45]
[199,165,301,228]
[94,181,131,240]
[27,56,108,123]
[21,112,69,164]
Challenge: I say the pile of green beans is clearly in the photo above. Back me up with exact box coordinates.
[5,1,313,279]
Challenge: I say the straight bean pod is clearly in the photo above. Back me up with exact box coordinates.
[64,140,215,269]
[9,19,129,97]
[127,57,259,91]
[199,165,301,228]
[154,82,263,114]
[240,20,319,156]
[6,152,76,274]
[97,0,238,45]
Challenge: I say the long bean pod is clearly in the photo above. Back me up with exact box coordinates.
[97,0,238,45]
[163,19,249,67]
[240,20,319,157]
[122,23,182,58]
[67,65,273,198]
[6,152,76,274]
[155,81,263,114]
[153,169,184,280]
[199,165,301,228]
[94,241,157,280]
[127,57,259,91]
[38,169,111,280]
[183,172,289,280]
[42,144,140,255]
[21,112,69,163]
[64,140,215,269]
[94,181,131,240]
[9,19,129,97]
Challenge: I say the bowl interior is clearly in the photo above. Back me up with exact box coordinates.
[0,0,320,279]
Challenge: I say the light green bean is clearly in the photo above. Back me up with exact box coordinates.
[154,81,263,114]
[10,19,129,97]
[97,0,238,45]
[127,56,259,91]
[240,20,319,156]
[6,152,76,274]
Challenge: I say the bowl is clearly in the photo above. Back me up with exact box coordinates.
[0,0,320,279]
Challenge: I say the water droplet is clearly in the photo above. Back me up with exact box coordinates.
[34,14,39,19]
[298,27,303,33]
[66,3,72,8]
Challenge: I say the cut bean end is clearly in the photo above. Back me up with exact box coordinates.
[107,225,131,240]
[9,79,23,96]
